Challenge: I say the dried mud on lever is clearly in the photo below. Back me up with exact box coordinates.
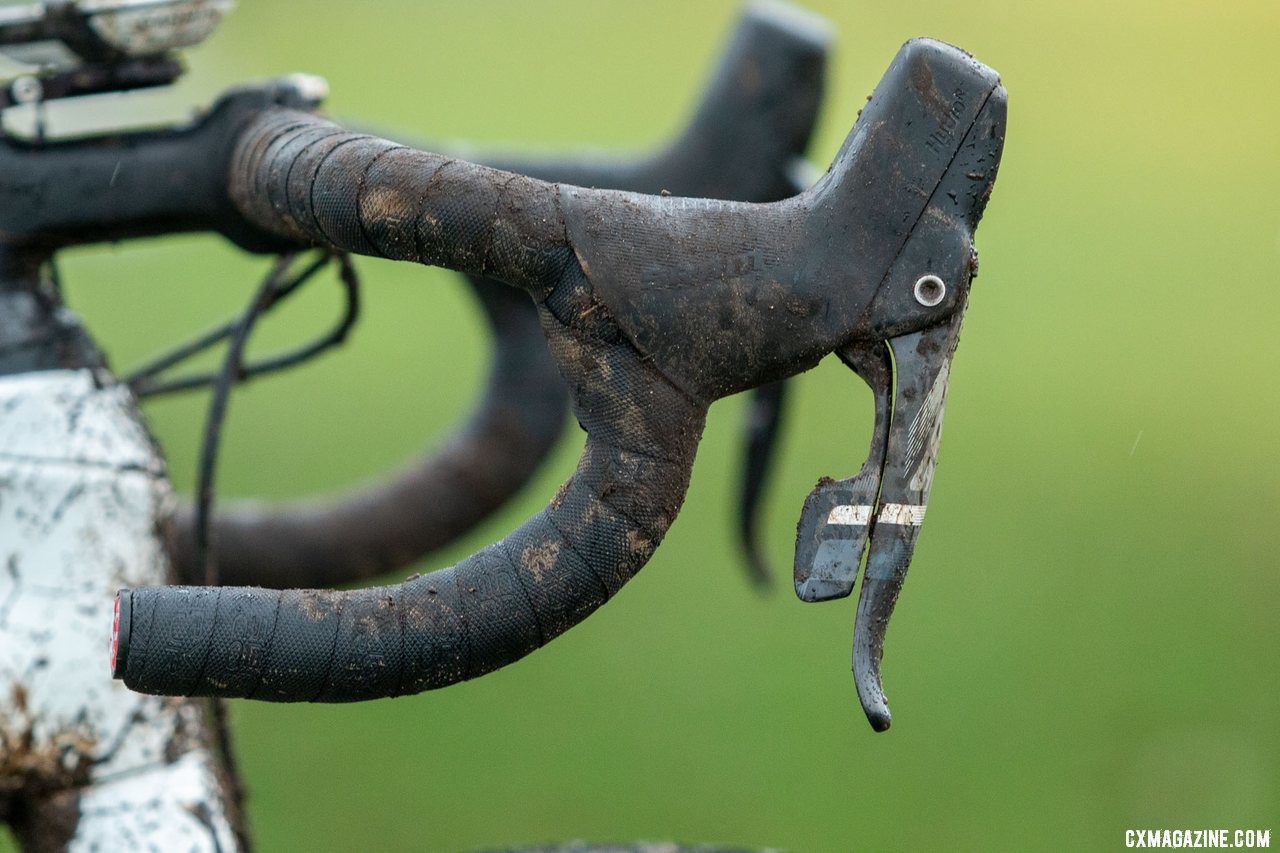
[114,37,1007,734]
[1,4,1009,848]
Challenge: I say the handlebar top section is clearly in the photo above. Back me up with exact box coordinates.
[115,37,1007,731]
[0,75,324,261]
[168,0,833,591]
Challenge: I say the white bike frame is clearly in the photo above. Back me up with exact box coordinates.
[0,369,238,849]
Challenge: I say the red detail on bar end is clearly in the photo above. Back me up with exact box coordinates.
[110,591,128,678]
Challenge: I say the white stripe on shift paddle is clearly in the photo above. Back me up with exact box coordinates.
[826,504,873,525]
[876,503,927,526]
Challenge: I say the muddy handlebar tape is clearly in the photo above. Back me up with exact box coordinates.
[115,38,1006,730]
[166,1,831,590]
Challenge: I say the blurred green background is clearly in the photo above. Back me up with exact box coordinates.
[6,0,1280,849]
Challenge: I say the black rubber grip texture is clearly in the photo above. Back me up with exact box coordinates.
[166,2,829,589]
[120,113,707,699]
[119,38,1008,708]
[228,113,572,297]
[166,280,568,589]
[119,261,706,699]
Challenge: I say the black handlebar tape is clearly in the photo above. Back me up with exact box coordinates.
[167,2,830,589]
[117,279,707,700]
[227,111,573,296]
[167,280,567,588]
[118,39,1006,701]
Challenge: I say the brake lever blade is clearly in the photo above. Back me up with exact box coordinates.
[793,341,892,602]
[737,378,788,588]
[115,38,1006,728]
[853,305,966,731]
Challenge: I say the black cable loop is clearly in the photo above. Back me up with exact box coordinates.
[118,249,362,583]
[125,250,359,398]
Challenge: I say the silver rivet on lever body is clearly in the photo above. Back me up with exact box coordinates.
[913,274,946,307]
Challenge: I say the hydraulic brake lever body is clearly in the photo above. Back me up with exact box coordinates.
[165,0,830,591]
[114,38,1006,731]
